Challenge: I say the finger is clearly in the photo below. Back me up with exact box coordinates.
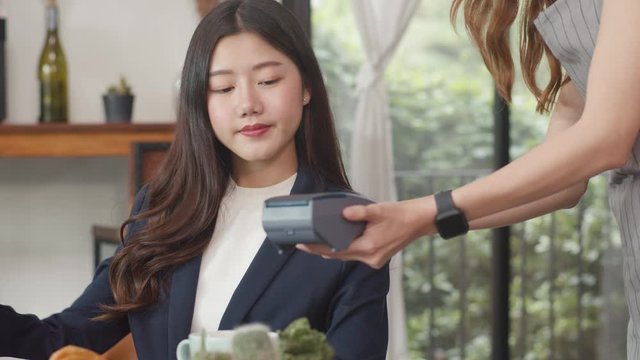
[342,204,368,221]
[295,243,335,256]
[297,243,363,263]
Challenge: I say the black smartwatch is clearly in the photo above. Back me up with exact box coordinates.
[434,190,469,239]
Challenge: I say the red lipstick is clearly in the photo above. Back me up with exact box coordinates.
[240,123,271,137]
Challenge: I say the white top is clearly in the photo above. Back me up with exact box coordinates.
[190,173,297,333]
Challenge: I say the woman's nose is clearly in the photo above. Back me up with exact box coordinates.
[236,86,263,117]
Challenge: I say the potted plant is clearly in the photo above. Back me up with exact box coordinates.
[103,76,134,123]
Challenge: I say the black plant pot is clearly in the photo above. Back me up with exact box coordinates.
[103,94,134,123]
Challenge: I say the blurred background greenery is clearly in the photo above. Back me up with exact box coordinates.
[311,1,627,359]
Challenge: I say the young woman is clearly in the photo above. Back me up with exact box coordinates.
[0,1,389,359]
[300,0,640,356]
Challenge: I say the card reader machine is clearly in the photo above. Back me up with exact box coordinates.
[262,192,374,253]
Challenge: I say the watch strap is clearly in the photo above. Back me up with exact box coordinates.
[434,189,469,239]
[435,190,455,213]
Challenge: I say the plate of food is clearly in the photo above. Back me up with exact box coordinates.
[177,318,333,360]
[177,325,278,360]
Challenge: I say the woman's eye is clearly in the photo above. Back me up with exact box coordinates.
[259,78,280,86]
[212,86,234,94]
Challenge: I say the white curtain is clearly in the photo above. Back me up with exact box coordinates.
[349,1,419,359]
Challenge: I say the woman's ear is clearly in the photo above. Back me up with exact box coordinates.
[302,88,311,105]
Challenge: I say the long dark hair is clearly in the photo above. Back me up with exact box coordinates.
[102,0,349,318]
[451,0,563,113]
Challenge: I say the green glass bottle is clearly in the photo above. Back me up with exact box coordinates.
[38,0,68,123]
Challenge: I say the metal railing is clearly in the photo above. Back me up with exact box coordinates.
[397,170,626,360]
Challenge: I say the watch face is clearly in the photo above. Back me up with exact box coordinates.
[436,210,468,239]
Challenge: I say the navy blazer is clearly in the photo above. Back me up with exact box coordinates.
[0,165,390,360]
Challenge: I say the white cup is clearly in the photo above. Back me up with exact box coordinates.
[176,330,279,360]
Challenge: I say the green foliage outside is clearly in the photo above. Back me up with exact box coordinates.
[312,1,627,359]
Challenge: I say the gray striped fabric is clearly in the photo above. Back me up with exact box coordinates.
[535,0,640,358]
[534,0,601,96]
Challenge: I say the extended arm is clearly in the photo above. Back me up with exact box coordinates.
[454,0,640,224]
[298,0,640,268]
[0,189,149,359]
[0,258,129,360]
[470,80,588,229]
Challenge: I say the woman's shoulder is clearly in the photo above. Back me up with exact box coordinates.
[533,0,602,95]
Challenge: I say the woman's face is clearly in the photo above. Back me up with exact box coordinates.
[207,31,310,180]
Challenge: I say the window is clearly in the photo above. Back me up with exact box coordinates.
[312,1,625,358]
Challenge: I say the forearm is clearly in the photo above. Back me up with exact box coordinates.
[452,81,599,224]
[0,305,55,359]
[468,81,589,229]
[0,259,128,359]
[470,180,587,230]
[453,122,617,222]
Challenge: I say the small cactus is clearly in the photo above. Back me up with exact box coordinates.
[106,76,132,95]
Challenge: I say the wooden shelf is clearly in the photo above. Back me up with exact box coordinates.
[0,123,175,157]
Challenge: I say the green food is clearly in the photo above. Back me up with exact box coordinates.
[278,318,334,360]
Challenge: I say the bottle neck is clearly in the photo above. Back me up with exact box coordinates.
[45,5,58,33]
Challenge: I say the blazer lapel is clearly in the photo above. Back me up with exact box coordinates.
[166,254,202,357]
[218,165,322,329]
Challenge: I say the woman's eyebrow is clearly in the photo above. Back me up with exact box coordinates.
[252,60,284,71]
[209,60,284,77]
[209,69,233,77]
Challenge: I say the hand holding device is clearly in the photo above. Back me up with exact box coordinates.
[262,192,374,253]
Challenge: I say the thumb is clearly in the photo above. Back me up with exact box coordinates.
[343,204,369,221]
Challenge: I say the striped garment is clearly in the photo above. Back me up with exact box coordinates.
[535,0,640,358]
